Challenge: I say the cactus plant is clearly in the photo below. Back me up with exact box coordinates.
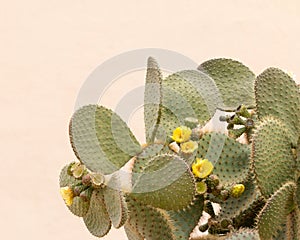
[59,56,300,240]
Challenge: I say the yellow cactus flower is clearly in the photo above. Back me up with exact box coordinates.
[192,158,214,178]
[171,126,192,143]
[60,186,74,206]
[180,140,198,154]
[231,184,245,198]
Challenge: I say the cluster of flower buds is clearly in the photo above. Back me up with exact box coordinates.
[60,162,105,206]
[219,104,255,140]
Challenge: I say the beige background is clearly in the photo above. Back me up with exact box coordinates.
[1,0,300,239]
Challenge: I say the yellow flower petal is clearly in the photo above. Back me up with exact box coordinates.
[60,186,74,206]
[180,140,198,154]
[231,184,245,198]
[171,126,192,143]
[192,158,214,178]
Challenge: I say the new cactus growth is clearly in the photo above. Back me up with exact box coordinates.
[59,56,300,239]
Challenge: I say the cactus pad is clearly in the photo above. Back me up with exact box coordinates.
[255,67,300,145]
[164,194,204,239]
[144,57,163,143]
[69,105,141,174]
[67,196,90,217]
[124,222,144,240]
[83,189,111,237]
[297,142,300,176]
[257,181,296,240]
[126,197,175,240]
[297,177,300,208]
[132,143,166,179]
[217,178,262,222]
[159,70,223,136]
[251,116,295,197]
[198,58,256,110]
[197,133,250,186]
[225,229,260,240]
[103,186,128,228]
[131,154,196,210]
[285,207,300,240]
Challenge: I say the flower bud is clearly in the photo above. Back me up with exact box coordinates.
[220,218,232,228]
[73,185,87,196]
[231,184,245,198]
[67,162,75,176]
[236,105,251,118]
[71,162,86,179]
[82,174,92,186]
[245,118,254,128]
[199,223,209,232]
[90,173,105,188]
[196,181,207,194]
[191,127,202,141]
[206,174,220,189]
[220,189,230,201]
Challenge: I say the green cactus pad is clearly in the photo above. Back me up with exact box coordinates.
[126,197,175,240]
[225,229,260,240]
[103,186,128,229]
[257,181,296,240]
[276,226,287,240]
[297,142,300,176]
[197,133,250,186]
[69,105,141,175]
[137,143,166,159]
[285,207,300,240]
[164,194,204,239]
[192,235,226,240]
[132,143,166,180]
[83,189,111,237]
[68,196,90,217]
[159,70,223,136]
[124,223,144,240]
[59,163,81,187]
[255,67,300,145]
[251,116,295,197]
[198,58,256,110]
[217,178,262,223]
[131,154,196,210]
[232,199,266,229]
[297,177,300,208]
[144,57,163,143]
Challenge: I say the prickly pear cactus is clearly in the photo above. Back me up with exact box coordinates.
[59,56,300,240]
